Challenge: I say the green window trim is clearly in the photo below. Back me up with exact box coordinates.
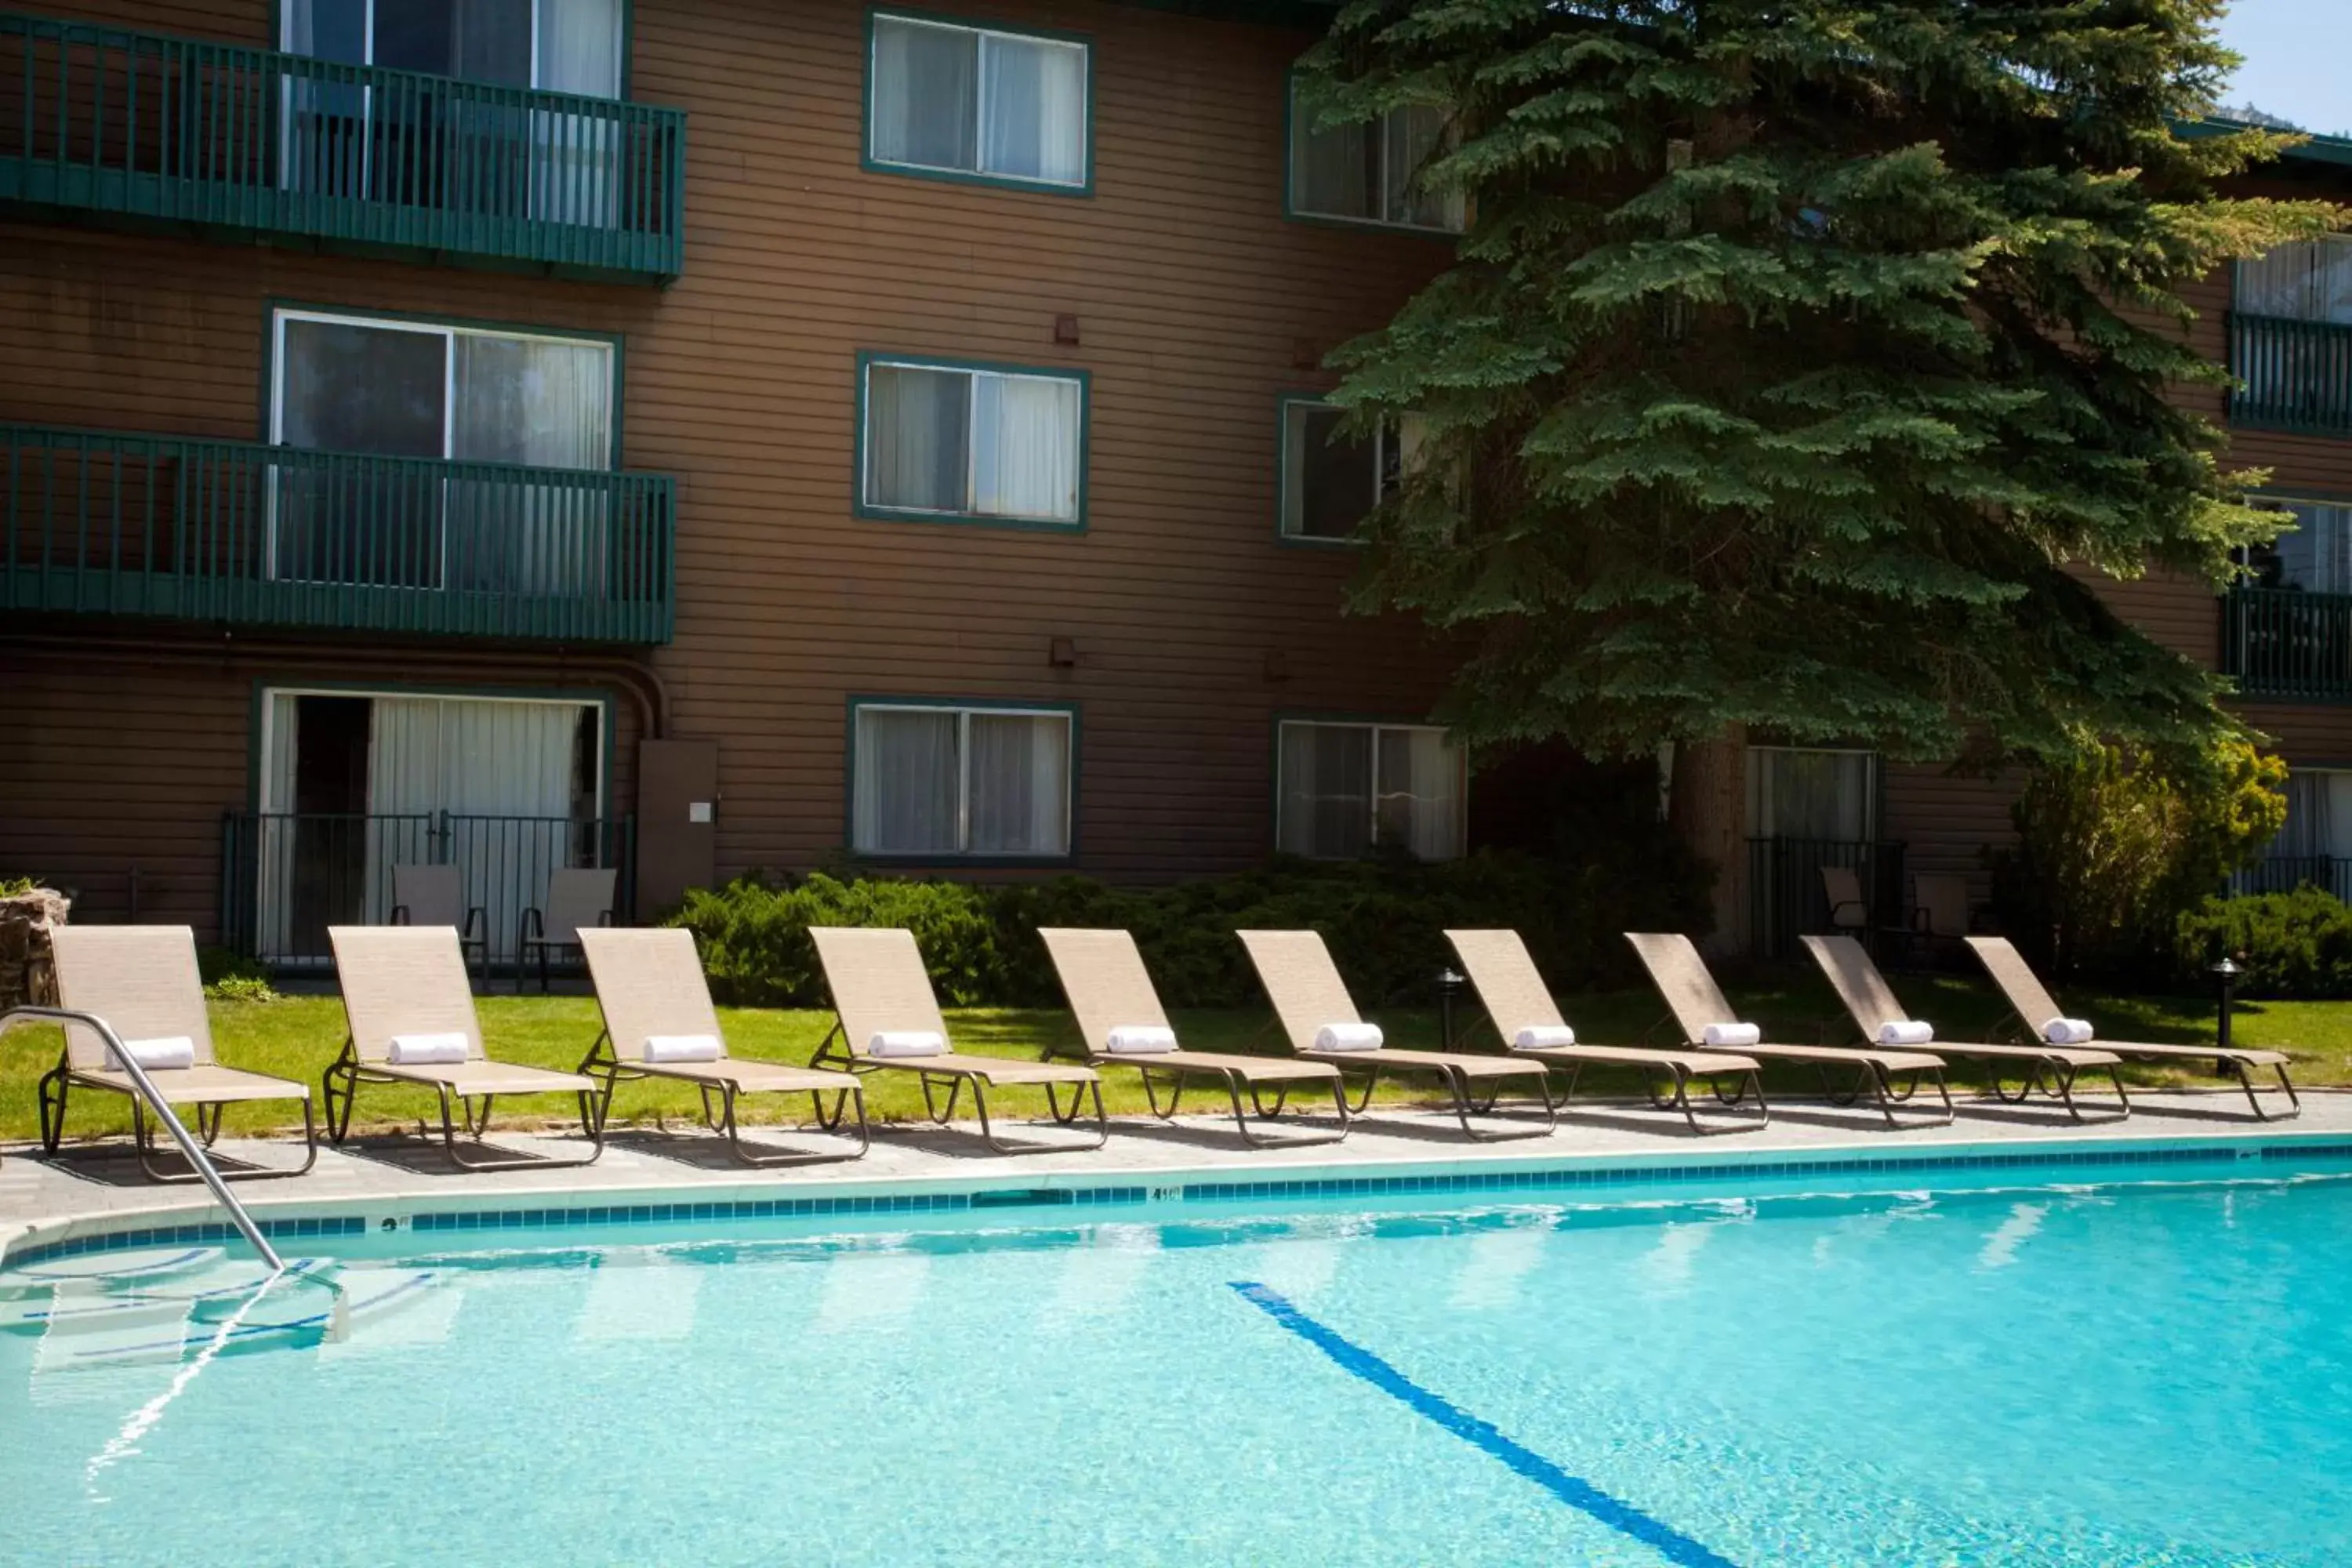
[1281,71,1465,238]
[852,350,1091,532]
[861,7,1098,199]
[843,695,1083,864]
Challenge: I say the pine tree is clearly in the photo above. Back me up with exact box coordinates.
[1301,0,2343,943]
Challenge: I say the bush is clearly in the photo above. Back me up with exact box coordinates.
[2176,887,2352,999]
[669,844,1711,1012]
[204,975,284,1004]
[1987,737,2285,982]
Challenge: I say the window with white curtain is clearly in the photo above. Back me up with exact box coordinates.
[282,0,622,95]
[1288,82,1462,232]
[861,358,1084,524]
[2237,238,2352,325]
[1744,747,1878,842]
[2245,498,2352,593]
[270,308,615,590]
[1276,721,1463,861]
[868,13,1089,189]
[2268,769,2352,862]
[1280,400,1425,541]
[852,703,1073,858]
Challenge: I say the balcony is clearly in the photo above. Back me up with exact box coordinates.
[0,11,685,283]
[2223,585,2352,700]
[2,423,675,644]
[2228,312,2352,436]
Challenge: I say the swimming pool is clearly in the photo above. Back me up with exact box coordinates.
[5,1153,2349,1566]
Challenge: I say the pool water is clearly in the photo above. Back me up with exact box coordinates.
[5,1164,2350,1566]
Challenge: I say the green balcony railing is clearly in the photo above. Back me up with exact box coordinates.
[2223,585,2352,700]
[0,11,685,282]
[2229,312,2352,435]
[2,423,675,644]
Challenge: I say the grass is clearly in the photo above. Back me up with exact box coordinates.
[1,972,2339,1145]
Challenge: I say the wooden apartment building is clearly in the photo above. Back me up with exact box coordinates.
[1,1,2348,964]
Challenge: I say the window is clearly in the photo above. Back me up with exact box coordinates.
[867,13,1089,191]
[270,308,615,590]
[2238,238,2352,326]
[851,703,1073,858]
[2244,499,2352,593]
[281,0,622,96]
[1277,720,1463,861]
[1279,400,1425,541]
[1745,747,1876,842]
[859,356,1085,526]
[1288,82,1462,232]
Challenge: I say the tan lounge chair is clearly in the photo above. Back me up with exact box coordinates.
[42,926,318,1181]
[519,866,617,993]
[578,927,868,1166]
[1444,928,1767,1134]
[325,924,604,1169]
[1802,934,2129,1123]
[1965,935,2300,1121]
[1626,931,1955,1126]
[1037,927,1348,1147]
[389,864,488,982]
[808,927,1106,1154]
[1236,929,1555,1141]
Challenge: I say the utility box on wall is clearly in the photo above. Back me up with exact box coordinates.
[635,739,720,921]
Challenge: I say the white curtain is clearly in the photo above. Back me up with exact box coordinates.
[969,714,1070,855]
[980,34,1085,183]
[2274,771,2352,860]
[972,373,1080,521]
[255,693,304,959]
[1292,83,1373,220]
[1279,723,1373,858]
[866,365,970,512]
[2239,239,2352,324]
[854,710,960,855]
[532,0,624,225]
[450,334,612,594]
[1747,750,1874,842]
[1384,106,1461,230]
[1375,728,1462,860]
[871,16,978,172]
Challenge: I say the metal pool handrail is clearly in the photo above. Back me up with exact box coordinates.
[2,1005,284,1272]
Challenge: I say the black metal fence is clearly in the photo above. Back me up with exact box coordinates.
[220,810,633,968]
[1746,837,1907,960]
[2233,855,2352,904]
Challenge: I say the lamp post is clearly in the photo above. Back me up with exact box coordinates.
[2210,956,2242,1065]
[1437,967,1467,1049]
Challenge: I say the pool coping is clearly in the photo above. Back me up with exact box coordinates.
[10,1123,2352,1272]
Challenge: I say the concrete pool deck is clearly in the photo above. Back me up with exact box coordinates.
[6,1089,2350,1262]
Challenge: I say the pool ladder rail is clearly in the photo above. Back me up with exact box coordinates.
[2,1005,285,1272]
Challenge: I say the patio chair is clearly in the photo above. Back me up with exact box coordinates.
[1036,927,1348,1147]
[40,926,318,1181]
[1819,864,1871,938]
[808,926,1106,1154]
[389,864,487,984]
[1624,931,1956,1127]
[1964,935,2301,1120]
[577,928,868,1166]
[518,867,617,993]
[1236,928,1555,1141]
[1443,928,1767,1134]
[1800,934,2129,1123]
[325,924,604,1170]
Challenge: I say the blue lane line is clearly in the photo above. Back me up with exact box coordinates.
[1229,1281,1740,1568]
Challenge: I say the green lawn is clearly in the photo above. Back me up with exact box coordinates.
[0,974,2336,1145]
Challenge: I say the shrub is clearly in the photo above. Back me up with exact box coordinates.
[0,875,42,898]
[196,946,274,988]
[668,843,1711,1012]
[1987,737,2285,982]
[205,975,284,1004]
[2176,887,2352,999]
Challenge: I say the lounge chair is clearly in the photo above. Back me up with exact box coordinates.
[808,927,1106,1154]
[1965,935,2300,1120]
[1444,928,1767,1134]
[1235,928,1555,1141]
[1037,927,1348,1147]
[41,926,318,1181]
[577,927,868,1166]
[1625,931,1955,1126]
[325,924,604,1169]
[1801,934,2129,1123]
[389,865,487,984]
[518,866,617,993]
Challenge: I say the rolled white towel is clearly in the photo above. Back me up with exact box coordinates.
[387,1031,470,1065]
[1703,1022,1761,1050]
[2042,1018,2095,1045]
[108,1035,195,1072]
[1876,1020,1935,1047]
[1512,1025,1577,1051]
[867,1029,946,1058]
[1104,1025,1178,1055]
[1313,1022,1385,1053]
[644,1033,723,1063]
